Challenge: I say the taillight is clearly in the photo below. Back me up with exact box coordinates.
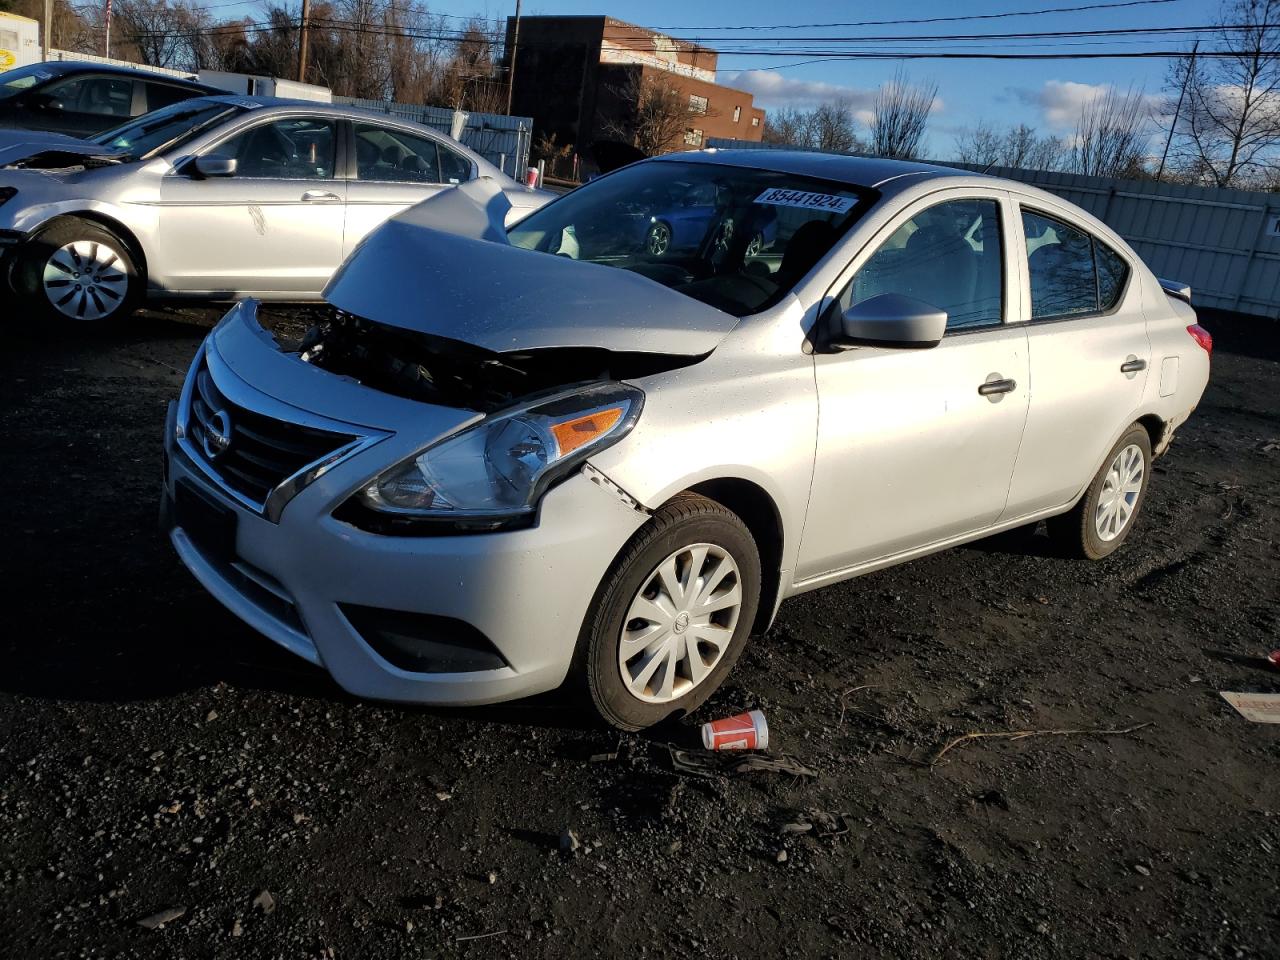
[1187,323,1212,356]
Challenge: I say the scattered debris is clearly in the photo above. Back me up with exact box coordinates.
[974,789,1011,811]
[838,685,880,724]
[230,918,243,937]
[701,709,768,750]
[589,752,619,763]
[775,849,788,863]
[252,889,276,914]
[1134,863,1152,877]
[559,829,581,854]
[1220,692,1280,724]
[929,722,1154,766]
[136,906,186,929]
[456,929,507,943]
[669,747,818,779]
[487,871,497,885]
[435,792,452,802]
[777,810,851,838]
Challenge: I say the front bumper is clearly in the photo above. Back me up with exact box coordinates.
[161,335,648,707]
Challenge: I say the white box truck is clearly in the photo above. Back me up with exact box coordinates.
[0,12,40,70]
[197,70,332,103]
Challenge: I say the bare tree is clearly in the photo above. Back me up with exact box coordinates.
[604,70,705,156]
[762,102,862,151]
[1166,0,1280,187]
[870,69,938,159]
[762,107,812,146]
[1071,86,1151,177]
[956,121,1002,166]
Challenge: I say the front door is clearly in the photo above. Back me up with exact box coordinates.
[797,192,1031,582]
[155,115,345,296]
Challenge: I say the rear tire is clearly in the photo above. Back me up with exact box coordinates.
[1048,424,1152,560]
[576,494,761,731]
[13,218,142,327]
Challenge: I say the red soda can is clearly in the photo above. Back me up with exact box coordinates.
[701,709,769,751]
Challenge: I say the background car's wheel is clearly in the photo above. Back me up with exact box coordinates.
[1048,424,1152,560]
[13,218,141,326]
[645,221,672,257]
[745,232,765,257]
[577,493,761,731]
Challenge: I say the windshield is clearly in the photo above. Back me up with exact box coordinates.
[0,63,58,100]
[508,160,874,317]
[90,101,241,160]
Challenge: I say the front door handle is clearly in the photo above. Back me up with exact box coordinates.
[1120,357,1147,374]
[978,377,1017,397]
[301,190,341,203]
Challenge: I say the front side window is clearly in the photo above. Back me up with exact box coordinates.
[839,198,1004,330]
[44,74,133,116]
[508,160,874,317]
[208,117,337,179]
[1023,211,1130,319]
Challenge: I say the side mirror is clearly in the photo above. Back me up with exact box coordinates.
[838,293,947,348]
[27,93,64,111]
[192,155,237,178]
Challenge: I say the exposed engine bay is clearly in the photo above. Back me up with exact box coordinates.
[288,307,704,413]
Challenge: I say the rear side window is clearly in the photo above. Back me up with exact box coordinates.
[438,146,472,184]
[144,82,196,111]
[354,123,442,183]
[1023,210,1129,319]
[44,74,133,116]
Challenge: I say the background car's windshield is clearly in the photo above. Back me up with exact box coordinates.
[91,101,241,160]
[0,64,56,100]
[508,160,874,317]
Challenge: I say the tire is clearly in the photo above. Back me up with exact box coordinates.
[645,221,672,257]
[12,218,142,327]
[745,232,765,257]
[577,493,761,731]
[1047,424,1152,560]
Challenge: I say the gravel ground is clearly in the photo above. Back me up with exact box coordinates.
[1,305,1277,959]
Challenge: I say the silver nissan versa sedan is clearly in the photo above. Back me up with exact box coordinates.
[0,96,551,324]
[160,150,1211,730]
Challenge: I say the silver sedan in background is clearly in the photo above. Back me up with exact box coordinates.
[0,96,552,324]
[161,151,1211,730]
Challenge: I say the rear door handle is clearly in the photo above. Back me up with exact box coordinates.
[1120,358,1147,373]
[978,377,1017,396]
[301,190,341,203]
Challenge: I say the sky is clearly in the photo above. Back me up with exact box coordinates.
[202,0,1225,155]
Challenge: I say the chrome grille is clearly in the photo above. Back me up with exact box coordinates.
[185,359,355,506]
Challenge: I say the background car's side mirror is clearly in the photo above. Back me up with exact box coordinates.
[26,93,64,111]
[836,293,948,348]
[192,155,237,178]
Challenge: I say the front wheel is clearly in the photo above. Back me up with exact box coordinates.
[13,218,141,326]
[577,494,761,730]
[1048,424,1152,560]
[645,221,672,257]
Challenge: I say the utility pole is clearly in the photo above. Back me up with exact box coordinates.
[104,0,112,58]
[1157,40,1197,182]
[297,0,312,83]
[42,0,51,61]
[505,0,521,116]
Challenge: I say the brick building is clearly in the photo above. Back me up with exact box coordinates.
[503,15,766,166]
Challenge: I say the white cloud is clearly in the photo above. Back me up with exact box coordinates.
[1017,80,1163,132]
[719,70,877,111]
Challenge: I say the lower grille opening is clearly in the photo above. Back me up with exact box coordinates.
[339,604,508,673]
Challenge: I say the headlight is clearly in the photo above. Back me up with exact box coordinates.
[351,382,643,531]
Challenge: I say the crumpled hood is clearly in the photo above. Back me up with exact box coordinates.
[0,129,125,167]
[322,181,738,357]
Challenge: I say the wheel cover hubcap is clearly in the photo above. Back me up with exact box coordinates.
[1095,443,1145,542]
[618,542,742,704]
[42,240,128,321]
[648,225,669,255]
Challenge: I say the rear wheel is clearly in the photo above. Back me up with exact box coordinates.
[577,494,761,730]
[1048,424,1152,560]
[645,221,672,257]
[14,218,141,326]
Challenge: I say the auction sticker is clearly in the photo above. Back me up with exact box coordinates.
[755,188,855,214]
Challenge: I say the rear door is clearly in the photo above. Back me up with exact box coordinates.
[155,114,345,295]
[342,120,475,258]
[797,189,1031,580]
[1000,204,1151,516]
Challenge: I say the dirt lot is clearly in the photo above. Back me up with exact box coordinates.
[1,306,1277,959]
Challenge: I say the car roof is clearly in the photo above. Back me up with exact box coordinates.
[30,60,218,91]
[656,148,979,190]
